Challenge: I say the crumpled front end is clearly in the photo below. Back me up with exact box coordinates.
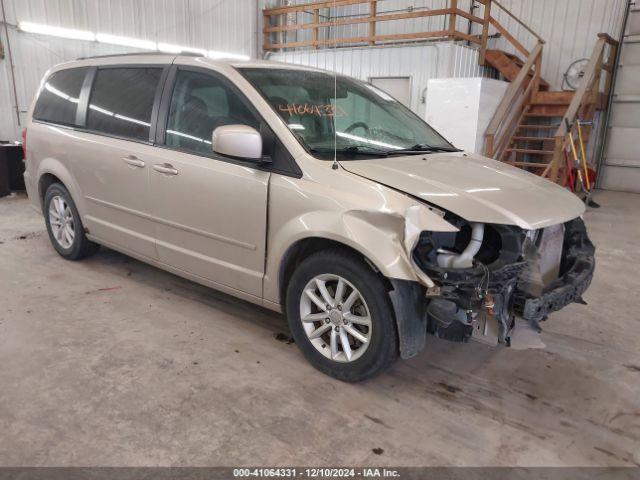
[410,215,595,346]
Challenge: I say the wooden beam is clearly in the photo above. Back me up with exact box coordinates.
[597,32,618,46]
[454,8,484,25]
[449,0,458,39]
[491,0,545,44]
[549,136,564,182]
[555,37,607,138]
[263,11,272,52]
[479,0,491,65]
[368,1,376,46]
[313,8,319,49]
[264,0,368,16]
[489,16,529,57]
[264,30,451,50]
[263,8,452,34]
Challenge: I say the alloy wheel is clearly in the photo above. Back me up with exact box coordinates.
[299,274,372,363]
[48,195,75,249]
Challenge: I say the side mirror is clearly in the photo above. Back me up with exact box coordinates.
[211,125,263,161]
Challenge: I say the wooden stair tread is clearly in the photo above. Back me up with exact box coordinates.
[506,162,549,167]
[517,124,557,130]
[512,136,555,141]
[505,148,555,154]
[532,91,574,105]
[524,112,563,118]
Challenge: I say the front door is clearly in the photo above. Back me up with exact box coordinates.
[149,68,270,298]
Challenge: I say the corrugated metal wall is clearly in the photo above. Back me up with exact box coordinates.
[262,0,628,91]
[268,42,492,116]
[0,0,258,140]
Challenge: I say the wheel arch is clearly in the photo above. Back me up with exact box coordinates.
[278,236,428,360]
[278,236,394,309]
[36,158,85,217]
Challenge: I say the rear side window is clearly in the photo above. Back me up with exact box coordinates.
[86,67,162,141]
[33,68,87,126]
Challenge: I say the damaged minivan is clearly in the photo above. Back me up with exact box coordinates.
[24,54,595,381]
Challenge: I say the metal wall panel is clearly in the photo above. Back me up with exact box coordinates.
[600,3,640,193]
[0,0,259,140]
[268,42,491,116]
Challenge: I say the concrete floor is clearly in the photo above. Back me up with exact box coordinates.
[0,190,638,467]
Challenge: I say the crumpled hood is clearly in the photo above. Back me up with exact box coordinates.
[341,152,585,230]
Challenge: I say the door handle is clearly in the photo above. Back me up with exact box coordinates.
[123,155,145,168]
[153,163,179,176]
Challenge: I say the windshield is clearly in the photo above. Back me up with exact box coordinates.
[239,68,456,160]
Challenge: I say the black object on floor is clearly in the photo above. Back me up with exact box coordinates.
[0,142,25,197]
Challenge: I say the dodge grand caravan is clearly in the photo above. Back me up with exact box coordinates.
[24,53,595,381]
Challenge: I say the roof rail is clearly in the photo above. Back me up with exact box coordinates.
[77,51,205,60]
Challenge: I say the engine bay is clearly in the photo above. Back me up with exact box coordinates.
[412,215,596,346]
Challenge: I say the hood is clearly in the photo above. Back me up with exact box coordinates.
[341,152,585,230]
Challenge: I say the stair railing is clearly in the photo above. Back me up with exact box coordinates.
[262,0,534,53]
[478,0,545,64]
[262,0,484,51]
[545,33,619,181]
[484,42,544,160]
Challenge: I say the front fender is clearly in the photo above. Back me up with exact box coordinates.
[264,205,456,305]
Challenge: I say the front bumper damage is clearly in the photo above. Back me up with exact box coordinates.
[393,216,595,357]
[516,219,595,326]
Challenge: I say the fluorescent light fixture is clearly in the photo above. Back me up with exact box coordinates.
[288,124,305,130]
[19,21,248,61]
[158,43,206,56]
[19,21,95,41]
[96,33,156,50]
[208,50,250,61]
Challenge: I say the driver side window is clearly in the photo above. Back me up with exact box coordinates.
[166,70,260,155]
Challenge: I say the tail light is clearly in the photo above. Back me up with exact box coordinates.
[21,128,27,158]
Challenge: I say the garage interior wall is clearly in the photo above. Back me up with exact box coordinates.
[0,0,259,141]
[262,0,628,91]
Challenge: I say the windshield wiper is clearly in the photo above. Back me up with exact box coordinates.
[310,145,391,156]
[390,143,462,154]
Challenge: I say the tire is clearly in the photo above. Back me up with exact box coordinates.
[286,249,399,382]
[44,182,100,260]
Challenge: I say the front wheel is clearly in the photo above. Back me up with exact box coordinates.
[286,250,399,382]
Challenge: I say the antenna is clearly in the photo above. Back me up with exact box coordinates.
[331,0,339,170]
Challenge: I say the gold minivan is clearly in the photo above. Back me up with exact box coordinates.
[24,53,595,381]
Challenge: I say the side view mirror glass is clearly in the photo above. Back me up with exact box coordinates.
[211,125,263,161]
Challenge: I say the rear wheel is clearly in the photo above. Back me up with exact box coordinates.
[286,250,398,382]
[44,183,99,260]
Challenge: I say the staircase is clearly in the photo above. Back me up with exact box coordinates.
[483,36,618,183]
[501,91,573,170]
[485,49,550,91]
